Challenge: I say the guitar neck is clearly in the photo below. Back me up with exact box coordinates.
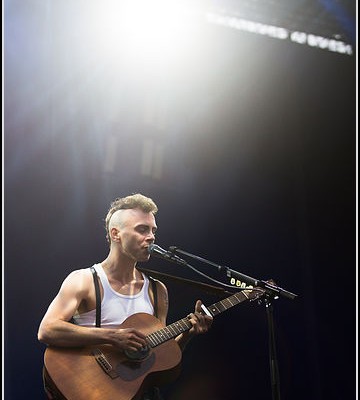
[146,291,249,348]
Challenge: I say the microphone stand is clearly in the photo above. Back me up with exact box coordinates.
[169,246,298,400]
[266,296,281,400]
[170,247,297,300]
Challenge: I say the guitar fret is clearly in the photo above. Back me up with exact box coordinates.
[173,321,183,333]
[161,327,172,341]
[216,302,227,313]
[153,333,162,345]
[234,293,244,303]
[223,298,234,307]
[146,290,256,349]
[157,330,167,343]
[151,336,159,347]
[146,334,156,347]
[161,327,170,339]
[211,293,245,316]
[154,333,162,345]
[147,333,159,347]
[208,304,218,315]
[168,324,178,337]
[178,320,187,332]
[182,318,192,331]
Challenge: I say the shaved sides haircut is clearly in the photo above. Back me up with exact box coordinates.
[105,194,158,243]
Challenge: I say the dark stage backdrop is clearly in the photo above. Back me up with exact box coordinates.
[4,4,356,400]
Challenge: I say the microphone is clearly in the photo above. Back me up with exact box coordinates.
[148,244,187,265]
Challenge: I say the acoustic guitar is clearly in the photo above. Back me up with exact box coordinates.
[44,288,262,400]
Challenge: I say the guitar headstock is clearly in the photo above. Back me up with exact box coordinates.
[241,285,264,301]
[241,279,276,302]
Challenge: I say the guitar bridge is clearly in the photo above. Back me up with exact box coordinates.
[92,348,119,379]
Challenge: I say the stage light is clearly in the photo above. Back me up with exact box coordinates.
[84,0,199,69]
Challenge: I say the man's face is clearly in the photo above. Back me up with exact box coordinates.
[116,208,157,262]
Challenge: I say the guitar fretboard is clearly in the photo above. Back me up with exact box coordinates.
[146,291,249,348]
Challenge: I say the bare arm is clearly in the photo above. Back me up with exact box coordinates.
[153,282,213,351]
[152,279,169,326]
[37,269,148,352]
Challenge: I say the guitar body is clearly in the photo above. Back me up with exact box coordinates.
[44,313,182,400]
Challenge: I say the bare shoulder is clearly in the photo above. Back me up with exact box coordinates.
[147,276,168,297]
[155,279,168,297]
[60,268,94,297]
[152,279,169,324]
[38,268,95,326]
[146,275,169,321]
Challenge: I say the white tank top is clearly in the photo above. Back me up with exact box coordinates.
[72,263,154,328]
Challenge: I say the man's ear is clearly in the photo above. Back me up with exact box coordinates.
[110,227,121,242]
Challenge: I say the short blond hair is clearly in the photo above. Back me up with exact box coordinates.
[105,193,158,243]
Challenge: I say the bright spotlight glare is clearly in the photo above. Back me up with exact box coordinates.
[89,0,197,66]
[122,1,187,48]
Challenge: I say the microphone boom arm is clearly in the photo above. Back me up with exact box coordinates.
[148,244,257,291]
[169,247,297,300]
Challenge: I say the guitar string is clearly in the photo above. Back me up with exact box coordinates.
[146,291,252,348]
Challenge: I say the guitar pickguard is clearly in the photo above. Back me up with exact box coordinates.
[92,346,156,382]
[114,353,156,381]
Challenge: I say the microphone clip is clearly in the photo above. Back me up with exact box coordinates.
[148,244,187,266]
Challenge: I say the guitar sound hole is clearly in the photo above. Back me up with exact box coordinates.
[125,345,150,361]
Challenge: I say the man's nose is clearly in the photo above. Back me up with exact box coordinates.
[146,231,155,241]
